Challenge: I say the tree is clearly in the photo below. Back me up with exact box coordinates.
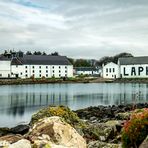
[33,51,42,55]
[74,59,91,67]
[97,52,133,66]
[26,51,32,55]
[51,52,59,56]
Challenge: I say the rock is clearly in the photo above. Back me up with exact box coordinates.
[88,140,121,148]
[115,112,131,120]
[0,127,11,136]
[29,116,86,148]
[0,134,23,144]
[105,120,122,133]
[30,106,85,130]
[10,125,30,135]
[0,140,10,147]
[83,122,116,142]
[9,139,31,148]
[139,135,148,148]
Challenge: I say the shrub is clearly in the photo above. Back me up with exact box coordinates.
[122,108,148,148]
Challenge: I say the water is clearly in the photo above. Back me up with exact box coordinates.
[0,83,147,127]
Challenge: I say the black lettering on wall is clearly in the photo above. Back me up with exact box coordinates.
[124,67,129,76]
[131,67,136,76]
[138,67,144,75]
[146,67,148,75]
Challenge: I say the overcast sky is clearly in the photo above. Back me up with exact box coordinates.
[0,0,148,59]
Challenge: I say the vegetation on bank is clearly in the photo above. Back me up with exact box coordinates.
[122,108,148,148]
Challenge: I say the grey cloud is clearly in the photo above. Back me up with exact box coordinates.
[0,0,148,59]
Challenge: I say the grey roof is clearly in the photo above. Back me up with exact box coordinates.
[119,56,148,65]
[75,67,99,71]
[11,55,72,65]
[0,55,11,61]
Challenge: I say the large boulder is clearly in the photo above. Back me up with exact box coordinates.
[9,139,31,148]
[30,106,85,131]
[29,116,86,148]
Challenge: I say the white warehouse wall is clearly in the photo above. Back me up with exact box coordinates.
[11,65,73,78]
[120,64,148,78]
[0,61,11,78]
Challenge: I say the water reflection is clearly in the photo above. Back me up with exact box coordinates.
[0,83,147,127]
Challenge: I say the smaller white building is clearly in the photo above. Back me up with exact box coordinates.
[102,62,119,79]
[74,67,101,76]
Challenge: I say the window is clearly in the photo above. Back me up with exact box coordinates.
[39,74,41,77]
[32,70,34,73]
[39,70,41,73]
[106,74,108,76]
[52,66,54,69]
[46,66,48,69]
[65,66,67,69]
[106,68,108,72]
[59,74,61,77]
[32,66,34,69]
[46,74,48,77]
[26,74,28,77]
[59,70,61,73]
[39,66,41,69]
[0,74,2,77]
[20,72,22,75]
[26,70,27,73]
[59,66,61,69]
[53,70,54,73]
[46,70,48,73]
[25,66,27,68]
[65,74,67,77]
[16,65,18,68]
[113,68,115,72]
[65,70,67,73]
[109,68,111,72]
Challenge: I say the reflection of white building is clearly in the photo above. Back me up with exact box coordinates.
[102,56,148,79]
[0,52,73,78]
[102,62,119,79]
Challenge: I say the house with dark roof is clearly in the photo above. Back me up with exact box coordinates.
[118,56,148,78]
[74,67,101,76]
[0,53,73,78]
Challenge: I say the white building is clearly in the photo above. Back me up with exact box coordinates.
[74,67,101,76]
[102,62,119,79]
[0,54,73,78]
[0,57,11,78]
[118,56,148,78]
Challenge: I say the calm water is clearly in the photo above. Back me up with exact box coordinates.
[0,83,148,127]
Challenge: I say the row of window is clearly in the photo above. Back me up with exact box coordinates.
[24,66,67,69]
[24,70,67,74]
[106,68,115,73]
[25,74,67,78]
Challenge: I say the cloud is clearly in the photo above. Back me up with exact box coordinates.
[0,0,148,59]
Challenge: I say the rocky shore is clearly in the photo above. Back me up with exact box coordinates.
[0,103,147,148]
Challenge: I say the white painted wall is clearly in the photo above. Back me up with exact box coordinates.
[120,64,148,78]
[76,70,100,75]
[11,64,73,78]
[0,61,11,78]
[102,62,119,79]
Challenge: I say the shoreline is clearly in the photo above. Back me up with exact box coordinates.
[0,103,147,147]
[1,77,148,85]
